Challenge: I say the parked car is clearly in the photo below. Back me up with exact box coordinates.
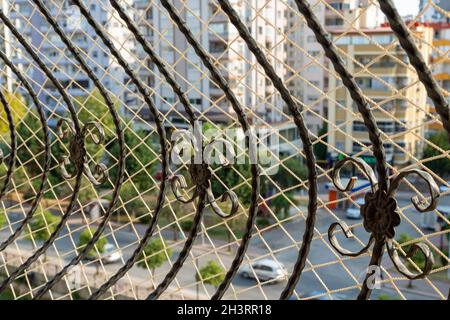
[86,243,122,264]
[346,198,365,219]
[240,259,288,282]
[101,243,122,264]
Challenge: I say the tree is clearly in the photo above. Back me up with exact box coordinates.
[397,233,428,269]
[273,157,308,189]
[196,260,225,288]
[314,124,328,161]
[422,130,450,176]
[77,227,107,259]
[0,90,26,135]
[26,209,60,242]
[0,209,6,228]
[107,124,158,192]
[137,239,172,277]
[16,111,46,173]
[272,192,297,219]
[75,89,117,140]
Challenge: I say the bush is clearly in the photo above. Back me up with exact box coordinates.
[378,293,399,300]
[0,209,6,228]
[77,227,107,258]
[26,209,60,242]
[397,233,431,270]
[137,239,172,274]
[196,260,225,288]
[256,217,270,229]
[180,219,193,231]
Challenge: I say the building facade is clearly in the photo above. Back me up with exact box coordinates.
[133,0,287,127]
[2,0,135,125]
[327,25,433,166]
[286,0,383,135]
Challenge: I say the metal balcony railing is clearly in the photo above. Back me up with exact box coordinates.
[0,0,448,300]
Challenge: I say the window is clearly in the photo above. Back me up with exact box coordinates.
[353,121,366,132]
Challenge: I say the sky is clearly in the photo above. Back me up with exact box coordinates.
[393,0,420,17]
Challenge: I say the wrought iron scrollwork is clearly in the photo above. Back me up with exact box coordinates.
[56,118,108,185]
[169,137,239,219]
[328,156,440,281]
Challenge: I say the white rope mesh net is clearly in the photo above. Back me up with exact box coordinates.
[0,0,448,300]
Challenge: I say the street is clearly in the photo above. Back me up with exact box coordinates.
[0,192,448,300]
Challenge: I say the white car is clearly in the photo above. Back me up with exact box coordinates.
[240,259,288,282]
[101,243,122,264]
[346,198,365,219]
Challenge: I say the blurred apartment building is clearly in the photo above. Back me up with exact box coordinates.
[420,0,450,136]
[327,24,434,166]
[1,0,288,128]
[285,0,382,136]
[1,0,136,126]
[132,0,287,127]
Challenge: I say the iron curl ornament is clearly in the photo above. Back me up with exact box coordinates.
[56,118,108,185]
[328,156,440,281]
[169,127,239,219]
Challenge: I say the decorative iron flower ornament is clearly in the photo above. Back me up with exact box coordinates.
[328,157,440,280]
[56,118,108,185]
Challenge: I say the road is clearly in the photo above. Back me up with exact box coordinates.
[0,192,448,300]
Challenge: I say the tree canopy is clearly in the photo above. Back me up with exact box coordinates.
[0,91,27,135]
[137,238,172,273]
[195,260,225,288]
[422,130,450,176]
[77,227,107,258]
[26,209,61,242]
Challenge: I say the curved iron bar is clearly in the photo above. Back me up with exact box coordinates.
[55,119,108,185]
[377,0,450,137]
[291,0,390,300]
[26,0,125,300]
[147,141,239,300]
[215,0,318,300]
[32,0,169,300]
[328,222,375,257]
[0,49,51,253]
[0,10,84,294]
[327,157,440,293]
[148,0,260,300]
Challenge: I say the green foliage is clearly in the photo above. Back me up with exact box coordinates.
[397,233,428,270]
[273,157,308,189]
[77,227,107,258]
[0,209,6,228]
[180,219,193,231]
[75,89,117,139]
[422,130,450,176]
[256,217,270,228]
[137,239,172,272]
[313,124,328,161]
[272,192,296,219]
[211,162,253,207]
[26,209,60,242]
[196,260,225,288]
[0,288,14,300]
[0,91,27,135]
[108,125,158,192]
[16,111,46,174]
[378,293,399,300]
[77,178,98,204]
